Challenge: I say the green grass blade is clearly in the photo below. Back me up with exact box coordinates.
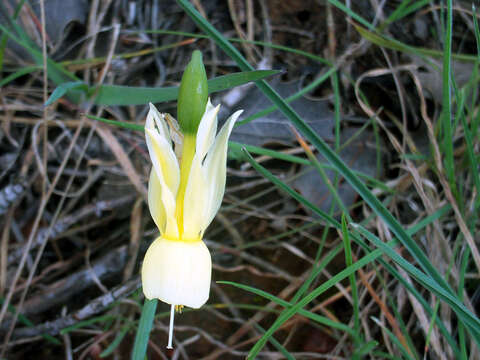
[85,116,376,179]
[299,136,348,215]
[0,65,40,87]
[229,141,310,165]
[352,224,480,340]
[0,0,27,75]
[253,324,295,360]
[0,28,76,83]
[85,115,312,166]
[331,70,341,151]
[87,114,342,169]
[382,0,430,29]
[237,67,336,126]
[247,248,382,359]
[0,22,81,102]
[458,248,470,360]
[353,24,477,63]
[242,150,461,356]
[3,24,277,107]
[472,5,480,139]
[217,280,355,335]
[441,0,457,197]
[370,317,416,360]
[353,340,379,358]
[291,242,344,303]
[100,324,130,358]
[131,299,157,360]
[0,297,61,345]
[45,81,88,106]
[341,214,361,343]
[175,0,458,299]
[93,70,280,105]
[458,89,480,213]
[232,141,383,187]
[425,238,462,357]
[60,315,115,335]
[241,149,337,226]
[86,115,145,131]
[326,0,374,30]
[141,29,332,67]
[382,0,412,27]
[387,290,421,358]
[0,34,7,78]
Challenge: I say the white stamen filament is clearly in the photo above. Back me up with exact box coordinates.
[167,304,175,349]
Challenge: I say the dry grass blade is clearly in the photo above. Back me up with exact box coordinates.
[94,124,147,198]
[124,198,143,280]
[0,209,13,295]
[356,262,411,356]
[0,115,88,338]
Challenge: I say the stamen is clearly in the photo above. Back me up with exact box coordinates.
[167,304,175,349]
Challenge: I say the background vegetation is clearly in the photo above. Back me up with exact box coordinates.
[1,0,479,359]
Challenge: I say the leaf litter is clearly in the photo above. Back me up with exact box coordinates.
[0,1,479,359]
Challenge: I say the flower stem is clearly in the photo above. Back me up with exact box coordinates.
[175,133,196,238]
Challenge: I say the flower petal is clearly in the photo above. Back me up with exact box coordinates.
[147,103,170,144]
[196,99,219,160]
[142,237,211,308]
[202,110,243,229]
[145,127,180,237]
[165,113,183,160]
[145,127,179,194]
[148,169,166,233]
[182,153,208,240]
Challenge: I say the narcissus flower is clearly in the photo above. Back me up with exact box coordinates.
[142,101,242,305]
[141,50,242,348]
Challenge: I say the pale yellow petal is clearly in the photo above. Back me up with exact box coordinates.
[145,128,179,237]
[165,113,183,160]
[148,169,166,233]
[142,237,211,308]
[196,99,219,160]
[147,103,170,143]
[182,154,208,240]
[202,110,243,229]
[145,128,179,194]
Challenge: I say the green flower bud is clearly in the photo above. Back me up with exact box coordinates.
[177,50,208,134]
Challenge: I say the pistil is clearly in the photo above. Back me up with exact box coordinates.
[167,304,175,349]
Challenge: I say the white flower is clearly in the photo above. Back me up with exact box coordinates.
[142,100,243,308]
[141,237,211,308]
